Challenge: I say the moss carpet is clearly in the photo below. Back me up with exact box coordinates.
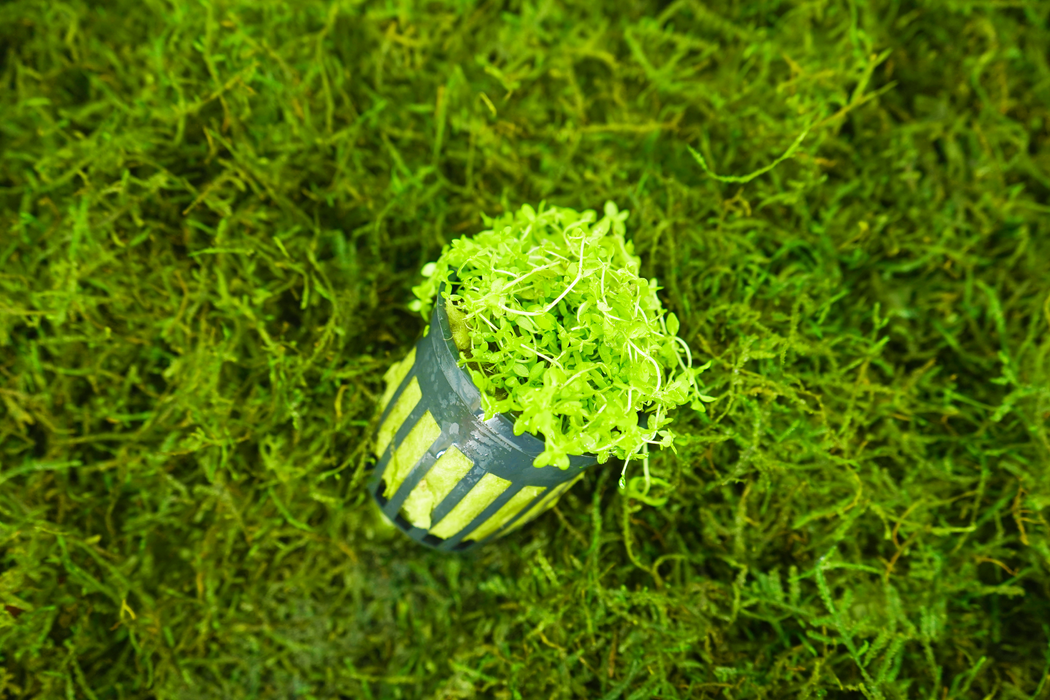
[1,0,1048,698]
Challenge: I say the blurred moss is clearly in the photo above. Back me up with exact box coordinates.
[0,0,1048,698]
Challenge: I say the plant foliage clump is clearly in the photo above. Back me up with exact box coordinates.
[411,202,711,470]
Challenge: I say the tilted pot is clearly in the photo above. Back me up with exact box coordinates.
[369,286,596,552]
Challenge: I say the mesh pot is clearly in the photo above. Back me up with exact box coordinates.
[369,289,597,552]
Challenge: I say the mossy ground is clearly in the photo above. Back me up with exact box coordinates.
[1,0,1049,698]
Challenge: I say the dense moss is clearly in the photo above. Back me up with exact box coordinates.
[0,0,1048,698]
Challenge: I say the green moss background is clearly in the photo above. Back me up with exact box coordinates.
[1,0,1049,697]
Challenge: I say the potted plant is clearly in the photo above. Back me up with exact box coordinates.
[371,201,712,551]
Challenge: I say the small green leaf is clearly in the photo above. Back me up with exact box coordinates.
[528,362,546,383]
[534,312,555,331]
[666,312,680,337]
[516,314,537,333]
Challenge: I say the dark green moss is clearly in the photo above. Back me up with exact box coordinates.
[0,0,1048,698]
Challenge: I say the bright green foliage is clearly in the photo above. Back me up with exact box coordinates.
[0,0,1049,699]
[411,200,712,470]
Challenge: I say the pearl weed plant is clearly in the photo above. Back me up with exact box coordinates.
[410,201,713,485]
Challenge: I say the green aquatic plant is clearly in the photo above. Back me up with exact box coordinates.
[410,201,713,482]
[4,0,1048,695]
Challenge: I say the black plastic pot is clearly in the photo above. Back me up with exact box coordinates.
[369,289,597,552]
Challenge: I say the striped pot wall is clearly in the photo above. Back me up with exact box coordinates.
[369,289,596,552]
